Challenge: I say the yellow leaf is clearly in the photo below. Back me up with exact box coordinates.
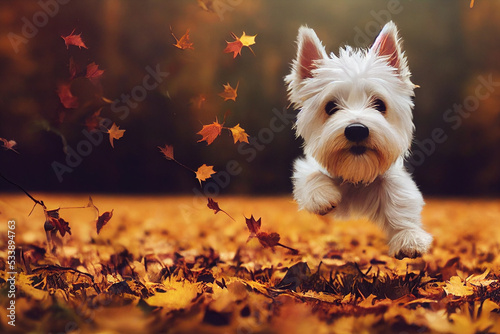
[239,32,256,47]
[443,276,474,297]
[195,164,215,183]
[229,124,249,144]
[466,268,497,287]
[108,123,125,148]
[145,279,200,310]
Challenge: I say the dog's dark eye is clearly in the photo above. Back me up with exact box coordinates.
[373,98,386,113]
[325,101,339,116]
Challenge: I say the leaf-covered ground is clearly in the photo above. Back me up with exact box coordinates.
[1,194,500,333]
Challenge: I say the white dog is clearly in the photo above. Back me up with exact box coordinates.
[286,21,432,259]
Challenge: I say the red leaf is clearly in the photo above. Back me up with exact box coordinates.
[85,109,103,131]
[61,29,87,49]
[206,198,235,221]
[257,231,281,248]
[85,62,104,85]
[96,210,113,234]
[0,138,19,153]
[44,209,71,237]
[245,215,261,236]
[158,144,174,160]
[57,83,78,109]
[224,40,243,58]
[207,198,221,214]
[69,57,78,79]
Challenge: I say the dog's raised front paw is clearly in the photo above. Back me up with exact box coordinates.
[294,171,341,215]
[388,228,433,260]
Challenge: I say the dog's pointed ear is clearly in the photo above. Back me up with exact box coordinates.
[294,26,327,79]
[371,21,407,73]
[286,27,327,106]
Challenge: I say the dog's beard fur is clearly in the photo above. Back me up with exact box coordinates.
[305,117,404,184]
[315,137,398,184]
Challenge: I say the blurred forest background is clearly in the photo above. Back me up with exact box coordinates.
[0,0,499,196]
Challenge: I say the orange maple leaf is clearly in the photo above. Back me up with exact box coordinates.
[197,120,223,145]
[158,144,174,160]
[57,83,78,109]
[195,164,215,184]
[229,124,249,144]
[172,28,194,50]
[224,32,256,58]
[61,29,87,49]
[108,123,125,148]
[219,82,238,101]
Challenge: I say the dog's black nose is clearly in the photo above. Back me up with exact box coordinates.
[344,123,369,142]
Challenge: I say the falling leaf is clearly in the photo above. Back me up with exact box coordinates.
[443,276,474,297]
[239,32,256,47]
[207,197,221,214]
[172,28,194,50]
[195,164,215,184]
[108,123,125,148]
[207,198,235,221]
[57,83,78,109]
[97,210,113,234]
[224,40,243,58]
[61,29,87,49]
[197,120,223,145]
[228,124,249,144]
[86,62,104,85]
[218,82,238,101]
[256,231,280,248]
[44,208,71,237]
[69,57,78,79]
[190,94,207,109]
[244,215,298,254]
[224,32,256,58]
[85,109,103,131]
[245,215,262,239]
[0,138,19,153]
[470,0,475,8]
[158,144,174,160]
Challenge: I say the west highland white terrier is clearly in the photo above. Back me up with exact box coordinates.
[286,21,432,259]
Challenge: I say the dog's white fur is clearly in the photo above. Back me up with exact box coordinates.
[286,21,432,259]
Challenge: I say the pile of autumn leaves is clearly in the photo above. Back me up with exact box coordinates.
[160,29,254,183]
